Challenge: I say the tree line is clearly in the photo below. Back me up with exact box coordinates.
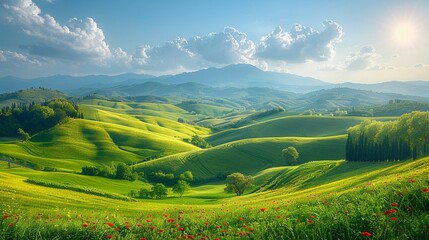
[0,98,83,138]
[346,111,429,162]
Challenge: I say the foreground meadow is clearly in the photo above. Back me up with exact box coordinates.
[1,158,429,240]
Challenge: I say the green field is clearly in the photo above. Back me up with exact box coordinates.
[134,135,346,181]
[206,116,366,145]
[1,97,428,239]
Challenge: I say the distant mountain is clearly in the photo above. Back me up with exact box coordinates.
[160,64,329,90]
[299,87,429,110]
[337,81,429,98]
[93,80,429,111]
[0,73,155,94]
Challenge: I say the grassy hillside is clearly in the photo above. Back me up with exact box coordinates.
[0,98,213,172]
[0,88,68,107]
[134,135,346,181]
[207,116,365,145]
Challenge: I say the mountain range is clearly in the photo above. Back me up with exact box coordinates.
[1,64,429,99]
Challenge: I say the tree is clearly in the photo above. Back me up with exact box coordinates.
[115,163,134,181]
[282,146,299,164]
[151,183,168,199]
[138,188,153,199]
[17,128,30,141]
[179,171,194,182]
[224,172,254,196]
[172,180,190,197]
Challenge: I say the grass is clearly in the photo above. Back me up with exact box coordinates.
[1,156,429,239]
[134,135,346,182]
[0,99,211,171]
[206,115,367,145]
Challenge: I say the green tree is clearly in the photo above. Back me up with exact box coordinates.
[224,172,254,196]
[151,183,168,199]
[172,180,190,197]
[17,128,30,141]
[138,188,153,199]
[282,146,299,164]
[179,171,194,182]
[115,163,134,181]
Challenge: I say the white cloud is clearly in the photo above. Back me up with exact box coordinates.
[344,46,382,71]
[0,50,42,65]
[255,20,343,62]
[2,0,111,61]
[131,27,255,71]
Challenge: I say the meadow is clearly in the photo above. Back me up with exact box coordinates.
[0,99,428,239]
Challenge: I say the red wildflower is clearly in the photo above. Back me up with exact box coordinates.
[260,208,267,212]
[106,235,113,239]
[146,219,151,223]
[159,228,165,233]
[406,206,412,211]
[82,223,88,228]
[140,238,146,240]
[150,225,155,230]
[204,222,209,226]
[9,223,14,228]
[307,219,314,224]
[166,218,175,223]
[105,222,114,228]
[137,223,142,227]
[390,217,397,221]
[188,235,194,239]
[4,214,10,219]
[214,238,219,240]
[238,232,245,236]
[410,179,415,183]
[178,227,184,231]
[390,202,398,207]
[309,215,314,219]
[384,209,397,215]
[421,188,429,193]
[181,236,187,239]
[361,231,372,237]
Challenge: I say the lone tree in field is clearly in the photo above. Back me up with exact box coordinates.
[151,183,168,199]
[172,180,190,197]
[282,146,299,165]
[224,172,254,196]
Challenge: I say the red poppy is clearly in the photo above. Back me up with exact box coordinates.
[82,223,88,228]
[106,235,113,239]
[140,238,146,240]
[204,222,209,226]
[390,217,397,221]
[150,225,155,230]
[384,209,397,215]
[390,202,398,207]
[410,179,415,183]
[9,223,14,228]
[361,231,372,237]
[166,218,175,223]
[307,219,314,224]
[309,215,314,219]
[159,228,165,233]
[105,222,114,228]
[238,232,244,236]
[137,223,142,227]
[260,208,267,212]
[421,188,429,193]
[146,219,151,223]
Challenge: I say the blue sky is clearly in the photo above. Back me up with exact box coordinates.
[0,0,428,83]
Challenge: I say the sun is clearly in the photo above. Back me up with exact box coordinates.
[394,22,416,46]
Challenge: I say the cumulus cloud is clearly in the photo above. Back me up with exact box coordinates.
[255,20,343,62]
[131,27,255,71]
[2,0,111,61]
[344,46,382,71]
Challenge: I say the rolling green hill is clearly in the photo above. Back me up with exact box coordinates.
[0,98,212,172]
[207,116,365,145]
[0,88,68,107]
[134,135,346,182]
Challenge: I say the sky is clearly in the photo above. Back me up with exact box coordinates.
[0,0,428,83]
